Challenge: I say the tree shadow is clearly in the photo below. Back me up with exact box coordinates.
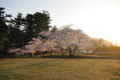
[41,55,120,59]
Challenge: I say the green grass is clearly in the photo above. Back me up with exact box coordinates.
[0,58,120,80]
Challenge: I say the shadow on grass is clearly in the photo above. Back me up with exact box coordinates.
[41,55,120,59]
[1,54,120,59]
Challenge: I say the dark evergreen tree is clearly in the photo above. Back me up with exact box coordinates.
[24,11,51,43]
[8,13,25,48]
[0,7,9,55]
[9,11,51,48]
[51,25,58,33]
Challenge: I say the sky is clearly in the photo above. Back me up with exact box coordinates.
[1,0,120,43]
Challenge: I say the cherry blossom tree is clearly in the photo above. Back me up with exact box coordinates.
[51,26,92,56]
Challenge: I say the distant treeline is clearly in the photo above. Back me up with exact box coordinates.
[94,46,120,52]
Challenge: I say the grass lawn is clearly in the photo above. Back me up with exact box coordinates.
[0,58,120,80]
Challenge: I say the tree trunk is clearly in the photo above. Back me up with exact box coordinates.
[50,51,52,56]
[71,47,77,56]
[42,52,44,57]
[56,41,64,56]
[68,47,72,56]
[60,47,64,56]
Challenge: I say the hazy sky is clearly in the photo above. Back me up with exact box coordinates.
[1,0,120,43]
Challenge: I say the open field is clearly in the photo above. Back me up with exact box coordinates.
[0,57,120,80]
